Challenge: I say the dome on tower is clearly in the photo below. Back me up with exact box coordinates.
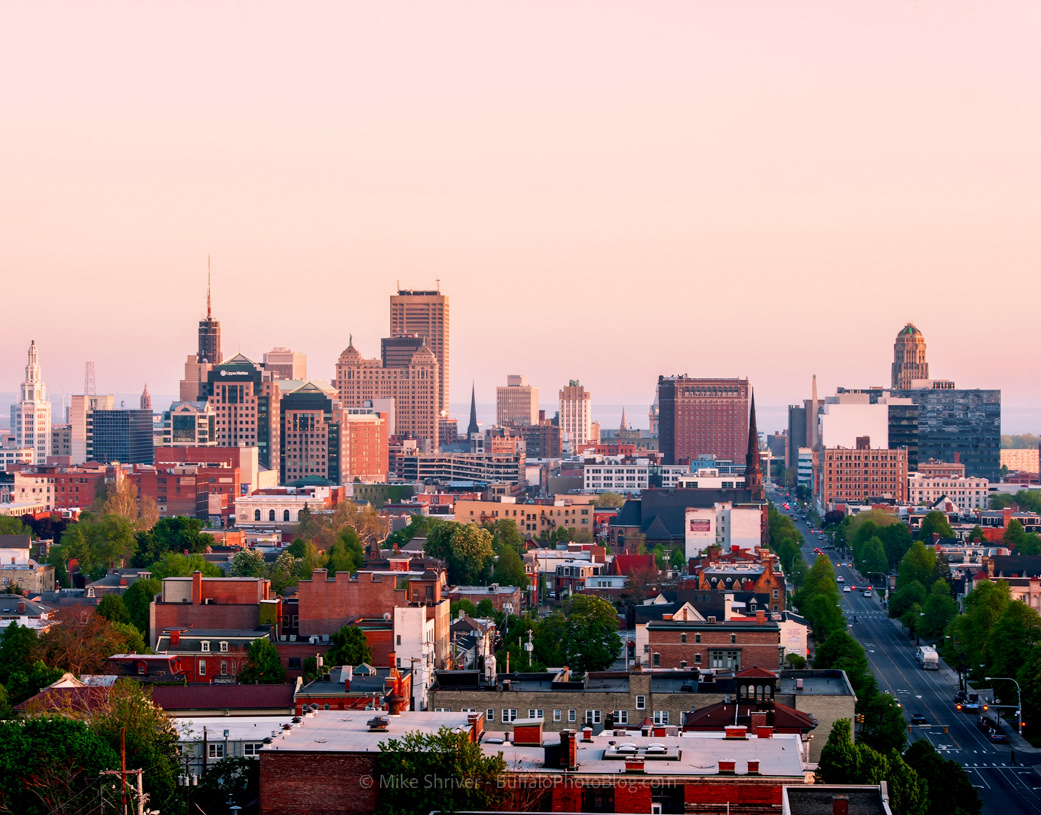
[338,335,363,362]
[898,323,921,337]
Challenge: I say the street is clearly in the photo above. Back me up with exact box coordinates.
[769,486,1041,815]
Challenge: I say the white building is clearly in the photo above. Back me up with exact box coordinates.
[235,488,337,528]
[796,448,813,490]
[176,716,294,778]
[10,341,52,465]
[676,468,746,490]
[162,401,218,447]
[908,473,990,514]
[497,375,539,427]
[393,605,436,711]
[69,394,115,463]
[684,504,763,559]
[558,380,591,448]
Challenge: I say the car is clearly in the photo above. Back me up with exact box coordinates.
[836,576,844,583]
[911,714,928,725]
[961,694,981,713]
[988,730,1009,743]
[843,586,852,593]
[863,590,873,597]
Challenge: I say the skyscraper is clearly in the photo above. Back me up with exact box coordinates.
[198,258,222,365]
[496,375,539,426]
[657,376,750,466]
[558,380,592,448]
[11,341,52,464]
[389,287,449,417]
[892,323,928,389]
[203,355,281,472]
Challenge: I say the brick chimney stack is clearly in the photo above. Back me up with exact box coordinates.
[832,794,850,815]
[191,571,202,605]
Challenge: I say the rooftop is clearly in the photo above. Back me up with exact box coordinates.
[176,715,296,742]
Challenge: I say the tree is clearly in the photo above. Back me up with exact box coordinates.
[593,492,626,508]
[196,755,260,813]
[374,726,508,815]
[805,594,845,644]
[858,693,907,753]
[144,551,222,579]
[95,594,130,625]
[94,478,159,531]
[860,536,888,577]
[0,716,119,815]
[133,515,214,566]
[897,541,936,591]
[122,577,160,638]
[476,598,495,617]
[878,523,912,569]
[451,599,477,618]
[885,749,928,815]
[0,620,39,686]
[486,518,524,552]
[326,625,372,667]
[492,542,528,587]
[5,660,64,706]
[967,525,986,544]
[38,607,138,675]
[452,525,496,584]
[889,580,927,621]
[239,638,286,684]
[816,719,860,783]
[1017,532,1041,556]
[989,600,1041,685]
[0,516,30,536]
[326,528,365,573]
[229,547,268,577]
[813,631,874,700]
[920,580,957,640]
[56,513,138,581]
[550,595,621,673]
[917,511,954,542]
[784,653,807,669]
[904,736,982,815]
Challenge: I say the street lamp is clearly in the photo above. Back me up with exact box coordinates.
[985,676,1022,736]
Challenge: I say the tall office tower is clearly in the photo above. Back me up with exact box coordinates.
[558,380,592,448]
[11,341,52,464]
[140,384,152,411]
[381,335,425,370]
[263,347,307,381]
[87,409,155,465]
[70,394,116,463]
[198,260,222,365]
[334,338,439,448]
[497,375,539,427]
[279,380,341,484]
[892,323,928,389]
[657,376,750,466]
[389,287,449,417]
[203,355,281,472]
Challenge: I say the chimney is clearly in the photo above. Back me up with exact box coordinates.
[467,712,485,739]
[191,571,202,605]
[342,665,353,691]
[756,726,774,739]
[718,759,736,774]
[1004,507,1013,529]
[388,651,397,670]
[16,601,25,614]
[756,609,766,625]
[581,726,593,742]
[624,757,645,773]
[170,629,181,647]
[750,711,768,731]
[746,760,760,775]
[856,436,870,450]
[724,726,747,740]
[832,794,850,815]
[559,730,578,770]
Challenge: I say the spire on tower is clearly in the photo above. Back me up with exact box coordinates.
[620,408,628,432]
[207,254,212,319]
[140,383,152,411]
[745,389,765,503]
[467,383,479,437]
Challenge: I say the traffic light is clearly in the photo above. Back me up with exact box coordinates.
[983,704,989,712]
[956,703,962,711]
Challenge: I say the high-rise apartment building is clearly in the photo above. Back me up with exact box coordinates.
[280,380,341,484]
[203,355,281,472]
[334,339,439,448]
[558,380,592,448]
[497,375,539,427]
[342,407,389,483]
[263,348,307,381]
[657,376,749,466]
[11,341,52,465]
[892,323,928,389]
[389,288,449,417]
[162,402,218,447]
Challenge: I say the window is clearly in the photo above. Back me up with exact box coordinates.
[553,709,562,722]
[396,635,401,646]
[243,743,263,757]
[635,695,646,710]
[201,641,211,652]
[680,633,687,644]
[283,509,290,522]
[502,709,518,723]
[568,710,577,723]
[219,642,229,653]
[695,633,701,644]
[731,633,737,644]
[254,510,261,521]
[613,710,629,725]
[221,661,228,676]
[653,711,669,725]
[584,710,601,725]
[208,743,224,759]
[198,660,206,676]
[528,709,544,720]
[268,510,276,522]
[288,657,302,670]
[773,589,779,599]
[653,653,660,667]
[695,654,702,664]
[486,709,495,723]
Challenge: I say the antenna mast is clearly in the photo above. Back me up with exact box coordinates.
[84,362,96,396]
[207,254,212,318]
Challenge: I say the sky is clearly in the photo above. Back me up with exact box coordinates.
[2,1,1039,433]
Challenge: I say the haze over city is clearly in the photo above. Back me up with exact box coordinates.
[2,1,1039,433]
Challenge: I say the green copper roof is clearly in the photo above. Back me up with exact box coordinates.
[899,324,919,335]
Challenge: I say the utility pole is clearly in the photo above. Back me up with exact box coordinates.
[100,728,146,815]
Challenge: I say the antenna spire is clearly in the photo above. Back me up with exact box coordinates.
[207,254,212,318]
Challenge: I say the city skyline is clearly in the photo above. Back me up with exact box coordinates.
[2,1,1038,430]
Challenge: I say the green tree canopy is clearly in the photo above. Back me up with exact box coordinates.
[920,580,957,640]
[56,513,138,581]
[492,541,528,587]
[918,511,954,542]
[904,738,982,815]
[326,625,373,667]
[229,547,268,577]
[133,515,214,566]
[593,492,626,508]
[326,528,366,573]
[148,551,222,580]
[816,718,860,783]
[898,541,937,591]
[122,577,161,636]
[95,593,130,625]
[543,595,621,673]
[375,726,508,815]
[239,638,286,684]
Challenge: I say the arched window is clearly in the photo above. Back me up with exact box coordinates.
[254,510,261,522]
[283,510,290,522]
[268,510,276,522]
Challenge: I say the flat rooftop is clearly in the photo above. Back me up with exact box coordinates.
[177,715,295,742]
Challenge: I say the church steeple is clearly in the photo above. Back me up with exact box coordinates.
[620,408,628,432]
[745,389,765,502]
[467,383,479,437]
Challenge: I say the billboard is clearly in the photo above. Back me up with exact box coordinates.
[689,519,712,533]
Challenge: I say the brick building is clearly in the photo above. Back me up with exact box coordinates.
[645,608,783,672]
[153,627,267,683]
[657,376,750,466]
[150,571,273,647]
[294,664,413,714]
[818,438,908,507]
[454,496,595,539]
[447,583,523,614]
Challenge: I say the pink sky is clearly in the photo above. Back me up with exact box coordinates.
[2,1,1039,429]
